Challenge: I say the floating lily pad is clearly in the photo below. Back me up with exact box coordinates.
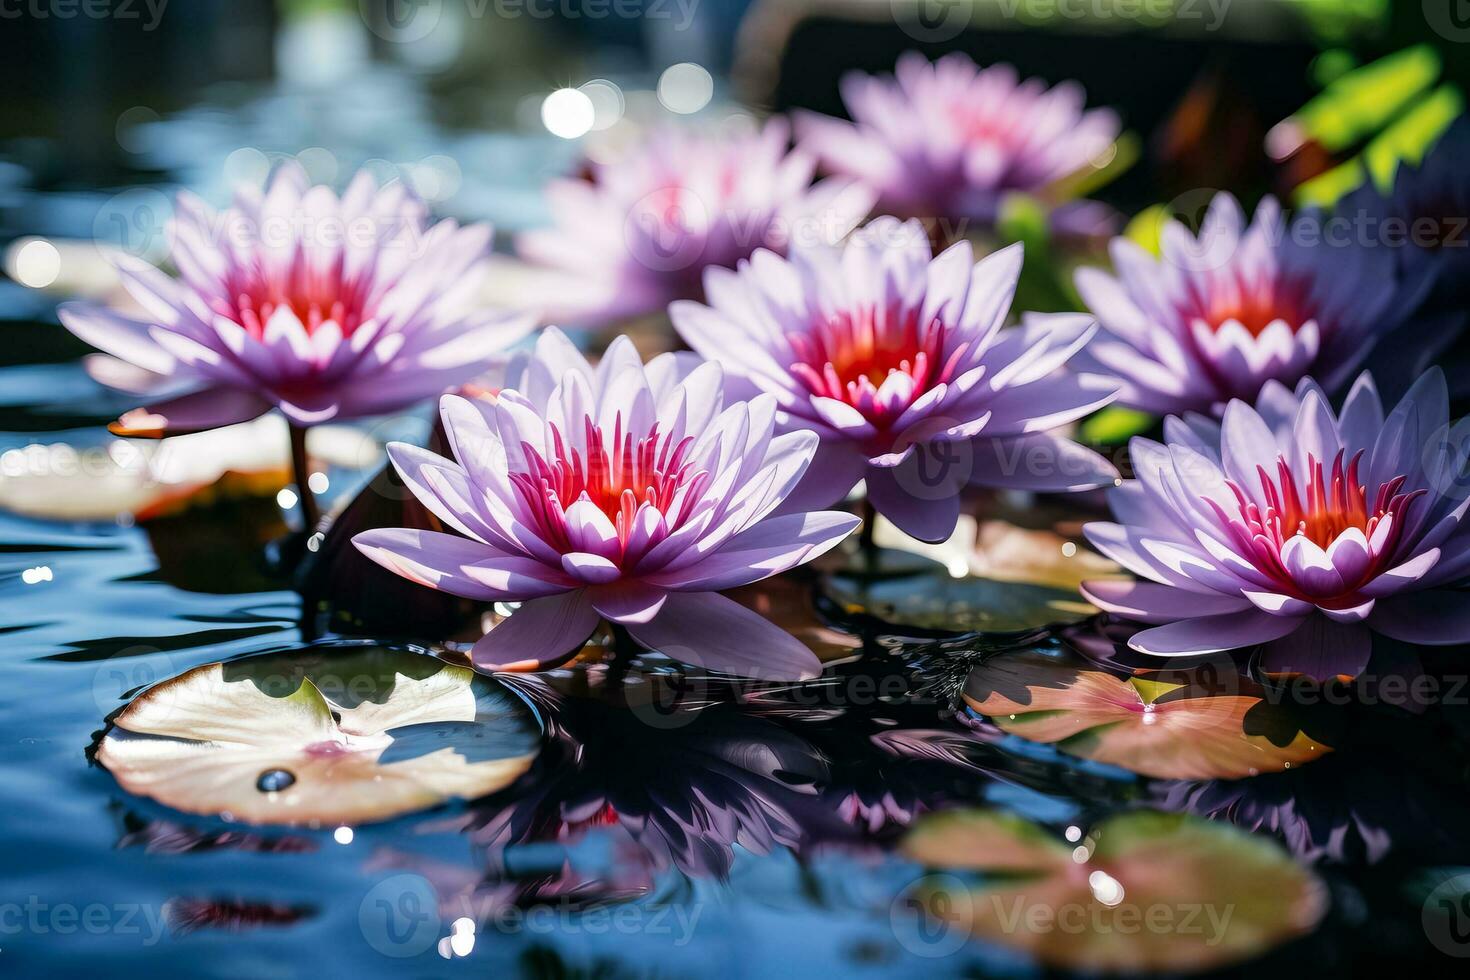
[0,416,374,522]
[96,646,541,826]
[874,514,1122,592]
[963,650,1329,780]
[901,809,1327,973]
[820,516,1115,635]
[726,574,861,663]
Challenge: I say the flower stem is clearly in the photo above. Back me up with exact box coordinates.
[288,423,321,532]
[606,623,640,689]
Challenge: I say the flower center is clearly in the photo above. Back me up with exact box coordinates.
[219,260,372,340]
[1211,450,1425,595]
[510,415,706,557]
[787,304,967,427]
[1184,274,1310,338]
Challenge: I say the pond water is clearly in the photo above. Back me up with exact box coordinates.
[2,70,1468,979]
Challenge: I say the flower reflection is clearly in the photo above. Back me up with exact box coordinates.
[1157,719,1470,865]
[451,673,842,883]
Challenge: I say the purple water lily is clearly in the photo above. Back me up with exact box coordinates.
[353,328,861,680]
[58,162,534,436]
[517,119,874,327]
[1074,192,1404,415]
[1082,370,1470,679]
[670,216,1118,544]
[794,52,1120,228]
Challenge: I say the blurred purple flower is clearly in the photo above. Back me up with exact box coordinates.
[794,52,1120,228]
[671,216,1118,544]
[517,120,874,327]
[59,162,533,436]
[1074,192,1406,416]
[353,328,860,679]
[1336,117,1470,393]
[1083,370,1470,679]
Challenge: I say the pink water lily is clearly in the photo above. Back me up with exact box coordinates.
[353,328,861,680]
[671,216,1118,544]
[517,119,874,327]
[795,51,1120,226]
[1074,192,1403,416]
[58,162,534,436]
[1083,370,1470,679]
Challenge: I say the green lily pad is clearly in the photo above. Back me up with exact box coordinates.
[820,516,1116,635]
[901,809,1327,973]
[963,650,1329,780]
[96,646,541,827]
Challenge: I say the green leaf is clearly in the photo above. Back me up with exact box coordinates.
[1079,406,1154,445]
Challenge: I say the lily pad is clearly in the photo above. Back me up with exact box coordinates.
[0,416,374,522]
[821,516,1116,635]
[726,574,861,663]
[901,809,1327,973]
[963,650,1329,780]
[96,646,542,826]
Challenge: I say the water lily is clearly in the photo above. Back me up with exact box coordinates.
[670,216,1118,544]
[1337,116,1469,380]
[353,328,861,680]
[1082,370,1470,679]
[517,119,874,327]
[794,52,1120,228]
[60,162,534,436]
[1074,192,1408,416]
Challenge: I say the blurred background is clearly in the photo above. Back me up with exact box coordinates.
[2,0,1467,284]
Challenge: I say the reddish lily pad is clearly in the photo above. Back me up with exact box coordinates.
[963,651,1329,779]
[96,647,541,826]
[901,809,1327,973]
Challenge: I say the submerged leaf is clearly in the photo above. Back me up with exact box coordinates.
[963,650,1329,779]
[901,809,1327,973]
[96,647,541,826]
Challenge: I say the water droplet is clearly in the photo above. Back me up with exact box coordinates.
[257,768,296,793]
